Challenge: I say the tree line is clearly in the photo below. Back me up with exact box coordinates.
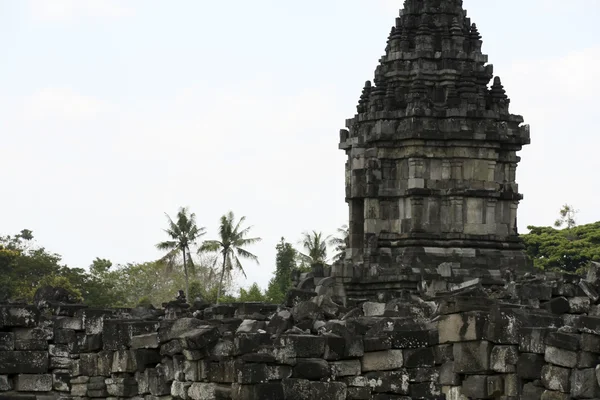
[2,204,597,307]
[0,207,348,307]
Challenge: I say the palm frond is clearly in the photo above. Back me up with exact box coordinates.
[236,247,259,264]
[199,240,222,253]
[233,255,247,278]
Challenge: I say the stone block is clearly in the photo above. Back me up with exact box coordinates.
[79,353,98,376]
[520,328,553,354]
[364,370,409,394]
[14,340,47,351]
[504,373,519,397]
[346,387,371,399]
[545,346,578,368]
[570,368,600,398]
[438,312,487,343]
[577,351,598,368]
[439,362,460,385]
[541,390,570,400]
[309,382,347,400]
[279,335,325,358]
[106,376,139,397]
[462,375,503,399]
[0,375,12,391]
[541,364,570,392]
[208,360,238,383]
[410,382,443,399]
[282,379,311,400]
[580,333,600,353]
[237,363,269,384]
[453,341,491,374]
[407,367,440,383]
[112,350,138,373]
[293,358,330,380]
[390,329,436,349]
[490,345,518,373]
[0,351,48,374]
[569,297,591,314]
[232,383,285,400]
[362,302,386,316]
[361,350,403,372]
[403,347,435,367]
[517,353,545,380]
[48,344,68,358]
[363,335,391,352]
[329,360,361,377]
[51,369,69,392]
[14,374,52,392]
[0,333,14,351]
[171,381,192,399]
[49,356,71,370]
[433,344,454,364]
[522,382,545,400]
[131,333,160,349]
[54,316,83,331]
[546,332,579,351]
[0,306,39,327]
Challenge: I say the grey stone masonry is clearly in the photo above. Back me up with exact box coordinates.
[2,263,600,399]
[338,0,531,277]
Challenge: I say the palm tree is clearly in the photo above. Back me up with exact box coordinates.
[298,231,331,265]
[156,207,205,302]
[200,211,261,304]
[329,224,349,263]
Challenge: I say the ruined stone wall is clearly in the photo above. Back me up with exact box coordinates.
[2,268,600,400]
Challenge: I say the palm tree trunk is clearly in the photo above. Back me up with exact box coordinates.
[182,248,189,303]
[216,251,227,305]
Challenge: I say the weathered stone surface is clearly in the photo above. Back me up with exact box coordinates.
[541,364,571,392]
[14,374,52,392]
[131,333,159,349]
[292,358,330,380]
[330,360,361,377]
[0,375,12,391]
[490,345,518,372]
[365,370,409,394]
[545,346,578,368]
[0,333,14,351]
[517,353,545,380]
[453,341,491,373]
[570,368,600,398]
[438,312,487,343]
[0,351,48,373]
[361,350,403,372]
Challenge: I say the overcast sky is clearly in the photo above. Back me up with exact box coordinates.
[1,0,599,291]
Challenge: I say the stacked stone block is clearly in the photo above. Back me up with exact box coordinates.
[1,267,600,399]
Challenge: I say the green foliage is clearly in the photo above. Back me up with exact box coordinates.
[265,238,296,304]
[298,231,330,264]
[200,211,261,304]
[137,296,154,308]
[522,221,600,273]
[156,207,206,303]
[239,283,266,302]
[328,225,348,263]
[36,275,83,302]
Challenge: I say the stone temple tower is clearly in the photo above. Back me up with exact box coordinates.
[338,0,531,281]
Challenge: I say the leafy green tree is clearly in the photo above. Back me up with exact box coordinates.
[329,224,348,263]
[156,207,206,302]
[239,283,266,302]
[266,237,297,303]
[522,221,600,273]
[298,231,330,265]
[201,211,261,304]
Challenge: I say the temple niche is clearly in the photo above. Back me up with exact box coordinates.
[338,0,531,280]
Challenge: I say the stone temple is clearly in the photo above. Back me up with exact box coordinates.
[338,0,531,287]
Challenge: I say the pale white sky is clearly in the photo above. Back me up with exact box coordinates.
[1,0,599,290]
